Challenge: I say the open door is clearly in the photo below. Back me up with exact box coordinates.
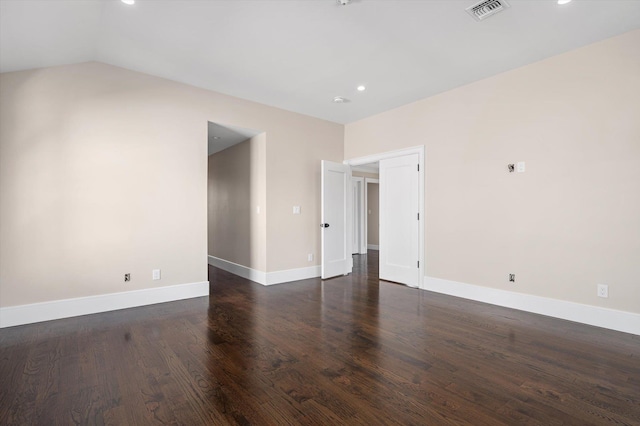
[380,154,420,287]
[321,160,352,279]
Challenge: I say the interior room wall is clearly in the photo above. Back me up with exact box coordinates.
[344,30,640,314]
[265,123,343,272]
[207,133,266,271]
[250,133,267,272]
[208,138,249,268]
[352,170,380,249]
[0,61,342,308]
[367,183,379,247]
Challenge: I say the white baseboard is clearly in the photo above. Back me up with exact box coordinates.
[265,265,321,285]
[422,276,639,336]
[208,255,320,286]
[367,244,379,250]
[0,281,210,329]
[208,256,267,283]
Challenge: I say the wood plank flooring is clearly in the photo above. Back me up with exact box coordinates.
[1,251,639,425]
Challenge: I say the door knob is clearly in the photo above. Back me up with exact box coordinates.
[320,223,330,228]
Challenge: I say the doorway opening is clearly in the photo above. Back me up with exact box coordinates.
[344,146,424,288]
[352,163,379,255]
[207,122,266,278]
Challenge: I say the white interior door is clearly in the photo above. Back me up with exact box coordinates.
[380,154,420,287]
[321,160,352,279]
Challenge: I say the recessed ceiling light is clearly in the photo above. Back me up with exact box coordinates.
[357,85,366,92]
[121,0,135,5]
[333,96,350,103]
[557,0,572,4]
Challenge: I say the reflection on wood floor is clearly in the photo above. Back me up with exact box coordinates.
[1,250,639,425]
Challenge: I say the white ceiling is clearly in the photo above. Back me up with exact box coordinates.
[1,0,639,124]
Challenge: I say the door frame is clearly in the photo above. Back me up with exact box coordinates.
[344,145,425,287]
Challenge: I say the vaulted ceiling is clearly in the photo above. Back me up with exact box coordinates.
[1,0,639,124]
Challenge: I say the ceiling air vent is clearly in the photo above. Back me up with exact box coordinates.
[466,0,510,21]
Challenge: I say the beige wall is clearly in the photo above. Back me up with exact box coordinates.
[209,140,251,267]
[208,134,267,271]
[265,122,343,271]
[367,183,379,246]
[250,133,267,272]
[0,62,342,307]
[352,170,380,247]
[345,30,640,314]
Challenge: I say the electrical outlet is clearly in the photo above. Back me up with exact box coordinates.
[152,269,161,280]
[293,205,301,215]
[509,274,515,282]
[124,273,131,282]
[308,253,313,262]
[517,161,526,173]
[597,284,608,298]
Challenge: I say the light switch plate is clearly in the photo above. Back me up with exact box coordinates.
[293,206,301,214]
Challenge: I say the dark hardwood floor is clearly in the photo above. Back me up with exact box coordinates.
[1,251,638,425]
